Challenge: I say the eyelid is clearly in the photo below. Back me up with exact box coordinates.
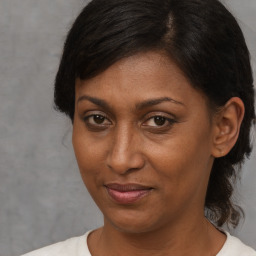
[82,110,109,118]
[84,114,111,122]
[142,113,177,128]
[142,112,176,122]
[81,110,177,128]
[83,106,116,119]
[143,116,175,125]
[82,111,112,125]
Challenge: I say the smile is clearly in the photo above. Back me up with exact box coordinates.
[105,183,153,204]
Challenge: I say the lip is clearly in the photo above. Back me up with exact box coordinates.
[105,183,153,204]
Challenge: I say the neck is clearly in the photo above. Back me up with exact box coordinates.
[88,214,226,256]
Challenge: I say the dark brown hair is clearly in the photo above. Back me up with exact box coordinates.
[54,0,255,227]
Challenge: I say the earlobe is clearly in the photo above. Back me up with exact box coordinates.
[211,97,245,158]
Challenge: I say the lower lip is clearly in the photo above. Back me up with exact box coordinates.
[106,187,152,204]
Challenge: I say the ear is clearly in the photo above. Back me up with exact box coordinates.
[211,97,245,158]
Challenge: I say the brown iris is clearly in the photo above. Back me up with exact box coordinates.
[93,115,105,124]
[154,116,166,126]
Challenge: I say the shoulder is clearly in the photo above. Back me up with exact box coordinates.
[21,231,91,256]
[217,232,256,256]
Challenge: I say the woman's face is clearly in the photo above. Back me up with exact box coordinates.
[73,51,216,233]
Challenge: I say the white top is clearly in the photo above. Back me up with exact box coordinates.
[21,230,256,256]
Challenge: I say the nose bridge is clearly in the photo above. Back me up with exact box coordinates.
[114,124,132,153]
[107,123,144,174]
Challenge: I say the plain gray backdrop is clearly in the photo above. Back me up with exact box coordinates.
[0,0,255,255]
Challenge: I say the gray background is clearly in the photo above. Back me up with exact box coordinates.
[0,0,255,255]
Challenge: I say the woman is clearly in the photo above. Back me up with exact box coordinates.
[23,0,255,255]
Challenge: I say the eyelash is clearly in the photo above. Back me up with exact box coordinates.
[142,115,176,129]
[83,114,111,129]
[82,113,177,131]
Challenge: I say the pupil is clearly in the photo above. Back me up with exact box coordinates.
[154,116,166,126]
[94,115,105,124]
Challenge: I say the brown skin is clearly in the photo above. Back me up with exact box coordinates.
[72,51,244,256]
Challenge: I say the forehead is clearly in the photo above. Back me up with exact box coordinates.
[75,51,209,112]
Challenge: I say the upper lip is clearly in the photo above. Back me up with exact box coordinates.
[105,183,153,192]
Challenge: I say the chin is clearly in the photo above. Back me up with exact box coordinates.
[103,209,164,234]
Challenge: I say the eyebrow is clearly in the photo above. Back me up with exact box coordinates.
[77,95,110,109]
[77,95,185,110]
[135,97,185,110]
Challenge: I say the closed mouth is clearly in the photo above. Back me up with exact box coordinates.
[104,183,153,204]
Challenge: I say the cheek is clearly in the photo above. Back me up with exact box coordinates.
[147,122,213,196]
[72,124,104,185]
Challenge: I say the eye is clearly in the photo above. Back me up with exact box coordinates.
[83,114,111,127]
[143,115,176,128]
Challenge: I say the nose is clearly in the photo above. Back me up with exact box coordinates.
[106,125,145,175]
